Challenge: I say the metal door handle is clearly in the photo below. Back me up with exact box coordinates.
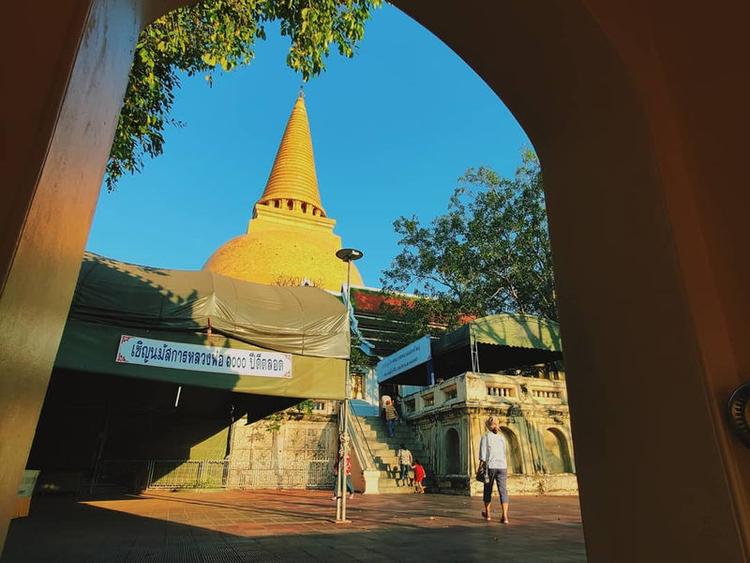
[727,382,750,448]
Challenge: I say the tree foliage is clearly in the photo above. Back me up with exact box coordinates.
[106,0,380,191]
[380,150,557,341]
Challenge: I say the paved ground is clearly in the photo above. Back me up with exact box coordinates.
[3,490,586,562]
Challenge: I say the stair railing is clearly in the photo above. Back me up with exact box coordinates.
[347,410,376,471]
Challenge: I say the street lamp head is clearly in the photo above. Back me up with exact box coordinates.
[336,248,364,262]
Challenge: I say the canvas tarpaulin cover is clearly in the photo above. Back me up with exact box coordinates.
[433,313,563,377]
[54,253,349,399]
[433,314,562,356]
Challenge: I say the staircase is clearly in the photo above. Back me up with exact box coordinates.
[354,415,428,494]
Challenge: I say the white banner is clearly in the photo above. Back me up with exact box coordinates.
[376,335,431,383]
[115,335,292,378]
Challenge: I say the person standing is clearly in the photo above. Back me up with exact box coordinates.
[380,394,392,420]
[479,416,509,523]
[331,453,354,500]
[384,399,399,437]
[397,444,413,486]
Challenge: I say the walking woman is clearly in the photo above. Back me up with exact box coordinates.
[479,416,509,523]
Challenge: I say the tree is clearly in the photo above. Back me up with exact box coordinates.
[380,149,557,341]
[106,0,380,191]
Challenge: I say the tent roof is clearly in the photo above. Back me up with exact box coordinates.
[433,314,562,379]
[70,252,349,359]
[434,313,562,356]
[54,253,349,400]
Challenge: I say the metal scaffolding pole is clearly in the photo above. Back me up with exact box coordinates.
[334,248,361,524]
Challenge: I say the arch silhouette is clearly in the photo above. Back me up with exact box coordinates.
[444,428,460,474]
[543,427,572,474]
[499,426,523,474]
[1,1,749,560]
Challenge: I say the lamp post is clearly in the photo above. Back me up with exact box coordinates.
[334,248,363,523]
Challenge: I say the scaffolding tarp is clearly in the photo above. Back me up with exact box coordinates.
[54,253,348,399]
[433,314,563,378]
[433,314,562,356]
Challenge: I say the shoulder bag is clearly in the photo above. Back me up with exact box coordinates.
[475,460,488,483]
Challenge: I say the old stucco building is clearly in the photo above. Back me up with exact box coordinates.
[375,313,576,496]
[403,370,576,496]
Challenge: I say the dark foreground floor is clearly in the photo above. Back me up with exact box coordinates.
[3,490,585,562]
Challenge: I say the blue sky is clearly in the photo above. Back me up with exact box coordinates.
[86,3,531,287]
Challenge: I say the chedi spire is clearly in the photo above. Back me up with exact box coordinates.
[257,93,326,217]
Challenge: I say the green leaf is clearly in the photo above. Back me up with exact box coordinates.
[380,150,558,339]
[105,0,382,191]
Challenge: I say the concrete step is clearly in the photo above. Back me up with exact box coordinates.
[368,444,424,455]
[357,430,417,441]
[358,433,423,447]
[367,443,418,453]
[372,459,399,469]
[357,430,422,442]
[370,454,427,467]
[354,416,430,498]
[370,453,427,466]
[350,401,379,417]
[362,444,426,460]
[373,461,399,472]
[358,426,412,434]
[359,428,419,438]
[377,482,420,494]
[356,417,411,428]
[368,445,427,456]
[377,470,407,479]
[364,437,418,447]
[361,440,422,452]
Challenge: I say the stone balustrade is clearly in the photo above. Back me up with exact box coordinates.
[401,372,568,418]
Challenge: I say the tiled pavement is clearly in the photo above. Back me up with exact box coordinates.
[3,490,586,562]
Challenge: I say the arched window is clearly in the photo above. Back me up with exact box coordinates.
[444,428,460,474]
[499,427,523,474]
[543,428,572,473]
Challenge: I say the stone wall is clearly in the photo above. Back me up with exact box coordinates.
[473,474,579,496]
[227,410,337,490]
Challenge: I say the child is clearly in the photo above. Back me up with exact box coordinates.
[412,459,426,494]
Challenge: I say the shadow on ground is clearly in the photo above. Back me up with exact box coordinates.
[2,490,585,562]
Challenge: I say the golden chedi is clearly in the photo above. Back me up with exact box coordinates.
[204,94,363,291]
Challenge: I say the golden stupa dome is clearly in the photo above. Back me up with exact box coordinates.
[204,94,363,292]
[204,228,363,290]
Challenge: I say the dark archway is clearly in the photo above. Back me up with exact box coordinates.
[444,428,460,474]
[2,1,750,560]
[499,427,523,475]
[543,427,572,474]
